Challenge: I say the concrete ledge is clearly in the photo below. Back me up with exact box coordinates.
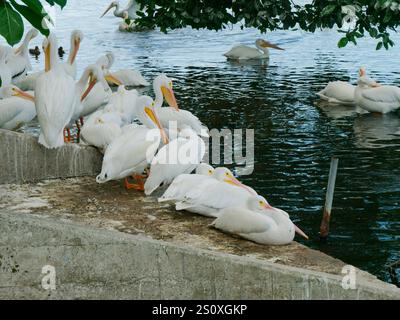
[1,212,399,300]
[0,129,102,184]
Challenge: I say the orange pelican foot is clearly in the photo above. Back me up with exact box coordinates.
[124,175,145,191]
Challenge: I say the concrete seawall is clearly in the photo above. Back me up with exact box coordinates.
[0,129,102,184]
[0,130,399,299]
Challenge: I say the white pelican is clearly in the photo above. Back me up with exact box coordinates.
[15,30,83,91]
[0,85,36,130]
[104,85,139,124]
[153,74,208,136]
[355,68,400,114]
[7,29,38,83]
[96,95,169,190]
[144,126,206,195]
[66,64,111,141]
[0,46,13,98]
[34,34,77,148]
[211,195,308,245]
[223,39,284,60]
[80,109,123,151]
[316,81,356,105]
[174,167,256,217]
[118,11,133,32]
[63,30,84,79]
[158,163,215,202]
[101,0,138,19]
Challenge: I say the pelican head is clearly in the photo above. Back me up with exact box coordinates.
[247,195,309,240]
[14,28,39,55]
[195,163,214,176]
[42,33,58,72]
[100,1,119,18]
[137,95,169,144]
[153,74,179,110]
[68,30,83,65]
[1,85,35,101]
[213,167,257,195]
[81,64,109,101]
[255,39,284,51]
[357,67,380,88]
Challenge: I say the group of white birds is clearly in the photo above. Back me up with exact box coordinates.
[317,67,400,114]
[0,25,309,246]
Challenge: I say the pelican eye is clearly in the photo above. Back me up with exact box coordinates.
[168,82,172,88]
[259,201,264,205]
[151,102,155,106]
[225,172,230,176]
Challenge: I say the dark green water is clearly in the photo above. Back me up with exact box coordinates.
[5,0,399,283]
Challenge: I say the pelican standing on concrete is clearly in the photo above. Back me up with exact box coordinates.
[34,34,77,148]
[153,74,208,136]
[96,95,169,190]
[173,167,256,217]
[211,195,309,245]
[224,39,284,60]
[0,85,36,130]
[7,29,38,83]
[144,126,206,195]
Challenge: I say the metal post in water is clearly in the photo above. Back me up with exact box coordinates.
[319,157,339,242]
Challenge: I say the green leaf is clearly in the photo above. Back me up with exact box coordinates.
[45,0,67,8]
[9,0,50,36]
[369,28,378,38]
[338,37,348,48]
[376,42,383,50]
[0,1,24,46]
[321,4,336,17]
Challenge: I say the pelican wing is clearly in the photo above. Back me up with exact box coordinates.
[181,182,251,210]
[361,86,400,103]
[316,81,355,104]
[213,208,272,234]
[158,108,208,136]
[144,136,205,195]
[112,69,149,86]
[224,45,261,60]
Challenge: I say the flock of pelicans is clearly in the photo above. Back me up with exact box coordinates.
[2,17,399,246]
[0,28,309,246]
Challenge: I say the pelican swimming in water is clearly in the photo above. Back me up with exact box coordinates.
[153,74,208,136]
[144,126,206,195]
[211,195,308,245]
[355,68,400,114]
[118,11,133,32]
[223,39,284,60]
[96,95,169,190]
[158,163,215,202]
[7,29,38,83]
[101,0,138,19]
[316,81,356,105]
[0,85,36,130]
[173,167,257,217]
[15,30,83,91]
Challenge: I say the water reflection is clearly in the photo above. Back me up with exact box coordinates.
[353,113,400,149]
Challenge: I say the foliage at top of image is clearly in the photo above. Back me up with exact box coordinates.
[0,0,66,45]
[1,0,399,50]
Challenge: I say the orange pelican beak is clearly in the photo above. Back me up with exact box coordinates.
[81,74,97,101]
[161,85,179,111]
[145,106,169,144]
[44,42,51,72]
[70,38,81,65]
[294,224,309,240]
[12,88,35,102]
[100,3,115,18]
[105,73,123,86]
[260,40,284,50]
